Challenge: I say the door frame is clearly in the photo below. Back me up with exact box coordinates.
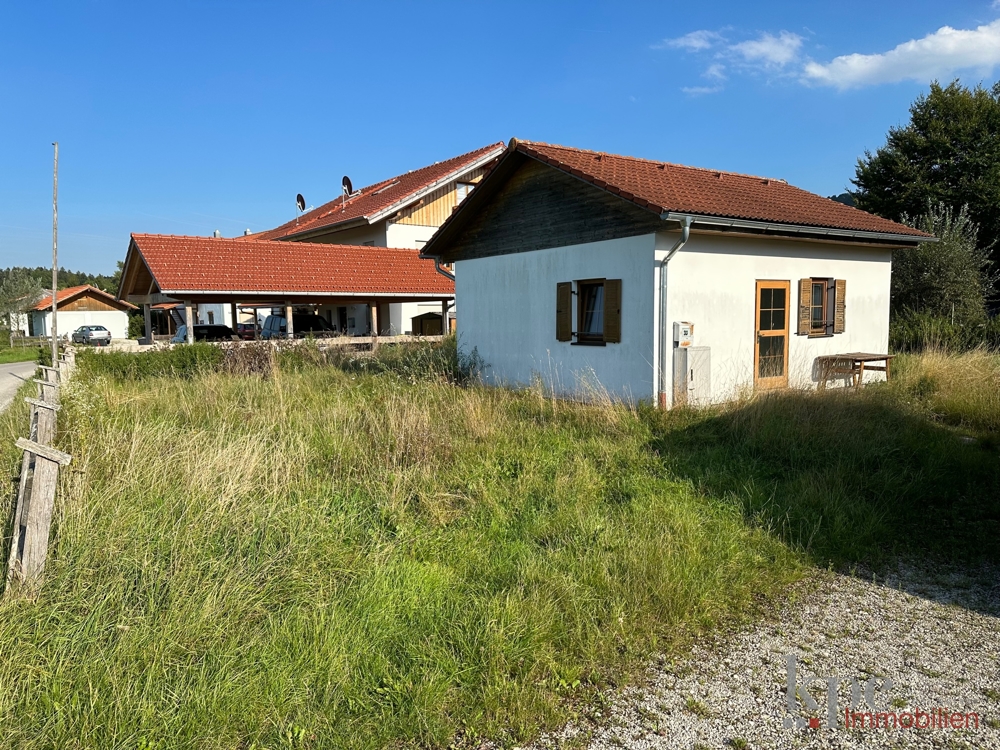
[754,279,790,390]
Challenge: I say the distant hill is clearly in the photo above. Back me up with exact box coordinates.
[829,192,856,207]
[0,264,120,294]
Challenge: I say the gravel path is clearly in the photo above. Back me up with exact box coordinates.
[530,561,1000,750]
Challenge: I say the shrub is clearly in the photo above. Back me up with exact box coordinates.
[890,309,1000,352]
[76,343,224,380]
[326,335,482,383]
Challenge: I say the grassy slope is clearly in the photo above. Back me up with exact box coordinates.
[0,346,995,749]
[0,346,41,365]
[0,363,797,749]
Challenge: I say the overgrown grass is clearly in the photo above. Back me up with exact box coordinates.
[0,354,797,749]
[0,345,996,748]
[0,346,44,365]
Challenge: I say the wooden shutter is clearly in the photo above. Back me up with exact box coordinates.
[556,282,572,341]
[604,279,622,343]
[833,279,846,334]
[797,278,811,335]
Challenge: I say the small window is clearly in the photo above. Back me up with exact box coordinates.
[455,182,474,204]
[810,280,828,335]
[577,281,605,344]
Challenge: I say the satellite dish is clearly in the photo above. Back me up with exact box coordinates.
[296,193,306,212]
[342,176,353,195]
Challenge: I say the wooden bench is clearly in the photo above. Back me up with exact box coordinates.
[816,353,895,390]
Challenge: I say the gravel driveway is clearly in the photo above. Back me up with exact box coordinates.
[532,561,1000,750]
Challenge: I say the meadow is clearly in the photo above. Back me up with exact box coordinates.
[0,340,995,749]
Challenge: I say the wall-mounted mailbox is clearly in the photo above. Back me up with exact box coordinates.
[673,321,694,348]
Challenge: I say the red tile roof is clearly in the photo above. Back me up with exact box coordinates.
[510,140,929,238]
[34,284,136,311]
[129,234,454,297]
[247,142,505,241]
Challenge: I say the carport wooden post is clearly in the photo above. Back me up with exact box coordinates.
[143,304,153,342]
[230,302,238,331]
[285,303,294,338]
[184,301,194,344]
[370,301,379,338]
[441,300,449,334]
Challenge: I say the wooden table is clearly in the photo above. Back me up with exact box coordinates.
[816,353,895,390]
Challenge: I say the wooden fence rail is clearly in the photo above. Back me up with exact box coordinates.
[5,349,74,592]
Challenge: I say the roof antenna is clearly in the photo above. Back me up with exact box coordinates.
[295,193,306,225]
[342,175,353,212]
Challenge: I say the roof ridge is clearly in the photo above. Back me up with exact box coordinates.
[515,139,788,184]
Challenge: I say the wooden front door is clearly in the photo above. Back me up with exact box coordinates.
[754,280,790,390]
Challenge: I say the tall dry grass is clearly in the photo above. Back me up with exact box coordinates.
[0,364,797,749]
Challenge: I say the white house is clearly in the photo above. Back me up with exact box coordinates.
[26,285,136,340]
[420,139,931,406]
[246,142,505,335]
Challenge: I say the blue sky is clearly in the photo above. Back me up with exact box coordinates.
[3,1,1000,273]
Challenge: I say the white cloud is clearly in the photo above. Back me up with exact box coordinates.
[704,63,727,80]
[804,20,1000,89]
[656,29,725,51]
[729,31,803,68]
[682,85,723,96]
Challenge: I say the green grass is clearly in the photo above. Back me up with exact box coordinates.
[0,343,996,748]
[0,346,43,364]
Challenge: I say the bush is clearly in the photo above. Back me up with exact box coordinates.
[890,309,1000,352]
[76,343,224,380]
[326,335,482,383]
[127,313,145,339]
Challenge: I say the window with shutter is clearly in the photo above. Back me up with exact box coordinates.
[556,282,572,341]
[797,279,811,335]
[603,279,622,343]
[834,279,846,333]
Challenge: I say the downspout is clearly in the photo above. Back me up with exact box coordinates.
[433,258,455,281]
[657,215,692,408]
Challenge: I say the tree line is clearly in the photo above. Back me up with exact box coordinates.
[853,80,1000,350]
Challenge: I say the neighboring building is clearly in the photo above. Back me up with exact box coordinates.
[247,142,505,334]
[26,285,136,340]
[420,139,931,406]
[117,234,454,344]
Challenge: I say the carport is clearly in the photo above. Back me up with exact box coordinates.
[117,234,455,344]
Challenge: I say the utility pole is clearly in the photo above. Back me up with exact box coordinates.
[51,142,58,365]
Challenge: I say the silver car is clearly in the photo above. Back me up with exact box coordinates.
[71,325,112,346]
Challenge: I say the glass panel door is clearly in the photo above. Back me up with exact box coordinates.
[754,280,790,390]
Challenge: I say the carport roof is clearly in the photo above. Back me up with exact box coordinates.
[119,234,455,302]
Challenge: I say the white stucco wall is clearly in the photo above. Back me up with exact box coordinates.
[33,310,131,340]
[659,232,893,404]
[385,222,450,334]
[455,235,657,401]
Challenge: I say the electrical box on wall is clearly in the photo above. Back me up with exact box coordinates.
[673,321,694,348]
[673,346,711,406]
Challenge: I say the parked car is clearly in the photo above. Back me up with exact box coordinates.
[171,324,239,343]
[236,322,260,340]
[71,325,112,346]
[260,313,335,339]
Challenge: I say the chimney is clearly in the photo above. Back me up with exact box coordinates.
[213,229,222,238]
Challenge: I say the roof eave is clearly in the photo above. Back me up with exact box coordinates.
[660,211,933,247]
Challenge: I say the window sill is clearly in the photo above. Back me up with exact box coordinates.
[572,339,606,347]
[808,332,834,339]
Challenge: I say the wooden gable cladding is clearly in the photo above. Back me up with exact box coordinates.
[60,295,125,312]
[393,168,488,227]
[437,156,664,263]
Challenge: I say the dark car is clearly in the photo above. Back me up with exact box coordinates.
[171,324,239,343]
[236,322,260,340]
[260,314,335,339]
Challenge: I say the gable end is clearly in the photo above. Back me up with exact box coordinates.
[438,157,664,263]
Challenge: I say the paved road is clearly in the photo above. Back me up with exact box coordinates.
[0,361,38,413]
